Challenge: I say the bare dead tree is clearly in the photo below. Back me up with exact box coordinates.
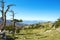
[10,10,15,37]
[10,10,23,38]
[0,0,5,30]
[0,0,15,31]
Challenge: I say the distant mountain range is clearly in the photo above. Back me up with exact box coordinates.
[0,18,48,26]
[21,20,45,24]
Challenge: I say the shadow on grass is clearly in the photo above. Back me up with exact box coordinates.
[40,36,48,38]
[6,36,14,40]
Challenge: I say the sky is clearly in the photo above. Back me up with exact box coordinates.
[0,0,60,21]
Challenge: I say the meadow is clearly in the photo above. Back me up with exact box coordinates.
[13,28,60,40]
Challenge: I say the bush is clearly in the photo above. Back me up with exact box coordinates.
[16,28,20,34]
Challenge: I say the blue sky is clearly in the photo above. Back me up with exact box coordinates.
[0,0,60,21]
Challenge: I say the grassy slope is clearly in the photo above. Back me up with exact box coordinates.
[15,28,60,40]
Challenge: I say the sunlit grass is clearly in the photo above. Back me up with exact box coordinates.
[15,28,60,40]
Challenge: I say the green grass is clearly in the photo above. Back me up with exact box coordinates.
[6,28,60,40]
[14,28,60,40]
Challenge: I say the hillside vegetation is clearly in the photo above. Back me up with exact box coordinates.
[5,18,60,40]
